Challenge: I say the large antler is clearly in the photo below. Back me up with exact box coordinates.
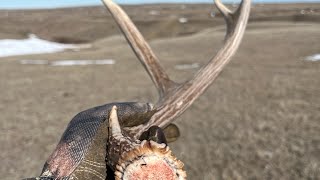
[102,0,251,138]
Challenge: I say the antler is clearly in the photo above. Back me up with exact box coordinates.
[101,0,177,98]
[101,0,251,138]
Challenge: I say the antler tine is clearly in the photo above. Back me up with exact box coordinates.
[101,0,177,98]
[216,0,247,39]
[216,0,235,38]
[128,0,251,138]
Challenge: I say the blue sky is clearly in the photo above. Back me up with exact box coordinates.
[0,0,319,9]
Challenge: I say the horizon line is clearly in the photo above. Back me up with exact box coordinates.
[0,0,319,10]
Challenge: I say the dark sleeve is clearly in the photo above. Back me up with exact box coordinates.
[40,102,154,179]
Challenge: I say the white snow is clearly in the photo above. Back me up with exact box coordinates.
[1,34,116,66]
[305,54,320,62]
[0,34,81,57]
[178,17,188,24]
[149,10,160,16]
[20,59,115,66]
[50,60,115,66]
[20,60,49,65]
[210,11,216,18]
[174,63,199,70]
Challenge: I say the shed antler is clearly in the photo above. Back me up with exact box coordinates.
[23,1,251,179]
[102,0,251,138]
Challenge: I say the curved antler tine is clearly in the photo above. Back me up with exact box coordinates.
[216,0,250,39]
[215,0,232,16]
[215,0,234,38]
[101,0,176,98]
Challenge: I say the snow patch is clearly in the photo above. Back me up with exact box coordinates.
[178,17,188,24]
[149,10,160,16]
[0,34,87,58]
[305,54,320,62]
[20,59,115,66]
[210,11,216,18]
[20,60,48,65]
[175,63,199,70]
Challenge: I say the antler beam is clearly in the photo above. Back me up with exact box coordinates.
[101,0,251,138]
[101,0,177,98]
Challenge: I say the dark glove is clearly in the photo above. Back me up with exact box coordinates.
[24,102,180,180]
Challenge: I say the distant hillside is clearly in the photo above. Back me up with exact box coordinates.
[0,3,319,43]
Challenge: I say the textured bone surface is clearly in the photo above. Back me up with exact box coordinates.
[107,106,186,180]
[115,140,186,180]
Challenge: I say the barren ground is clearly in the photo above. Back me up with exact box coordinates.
[0,3,320,180]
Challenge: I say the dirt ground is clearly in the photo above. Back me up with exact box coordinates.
[0,3,320,180]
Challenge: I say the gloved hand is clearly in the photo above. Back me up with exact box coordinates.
[23,102,180,180]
